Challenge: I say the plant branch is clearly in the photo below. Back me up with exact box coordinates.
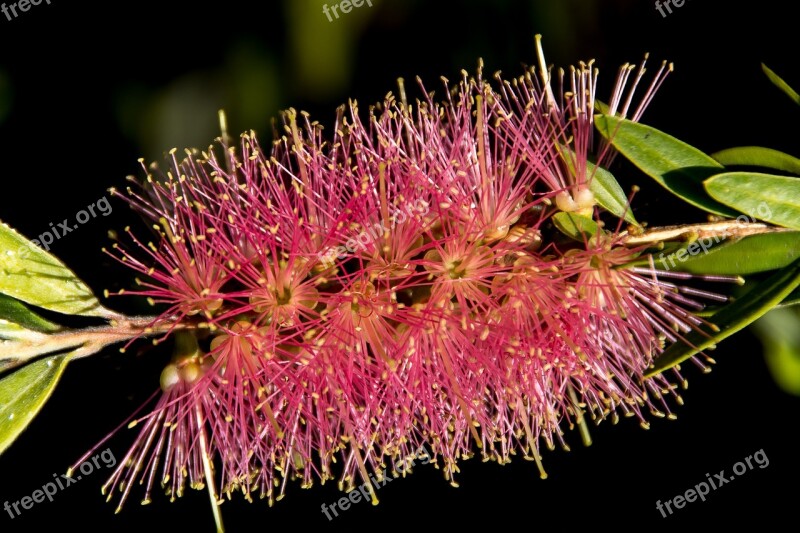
[621,221,793,246]
[0,315,180,372]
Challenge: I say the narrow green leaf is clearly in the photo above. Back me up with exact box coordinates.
[588,162,637,224]
[762,63,800,106]
[595,115,737,217]
[552,212,599,242]
[704,172,800,230]
[0,322,50,352]
[711,146,800,175]
[645,256,800,377]
[554,143,636,224]
[0,295,61,369]
[639,232,800,275]
[0,221,107,317]
[762,340,800,396]
[753,307,800,396]
[0,353,70,455]
[0,294,60,333]
[778,287,800,308]
[594,99,610,115]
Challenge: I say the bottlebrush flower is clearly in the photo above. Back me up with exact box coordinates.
[81,352,217,511]
[85,37,732,526]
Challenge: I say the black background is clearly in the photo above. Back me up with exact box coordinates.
[0,1,797,531]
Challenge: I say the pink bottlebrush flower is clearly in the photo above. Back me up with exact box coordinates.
[90,37,734,526]
[495,35,671,214]
[72,353,218,512]
[108,152,238,327]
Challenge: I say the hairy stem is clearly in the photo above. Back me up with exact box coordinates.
[0,315,179,372]
[622,221,792,246]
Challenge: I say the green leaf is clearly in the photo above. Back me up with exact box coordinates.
[594,99,610,115]
[595,115,737,217]
[645,256,800,377]
[0,295,62,370]
[762,63,800,106]
[554,144,637,224]
[0,353,70,455]
[763,340,800,396]
[0,221,107,317]
[588,161,637,224]
[711,146,800,175]
[704,172,800,230]
[752,307,800,395]
[639,232,800,275]
[779,287,800,308]
[0,322,52,356]
[552,212,599,241]
[0,294,60,334]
